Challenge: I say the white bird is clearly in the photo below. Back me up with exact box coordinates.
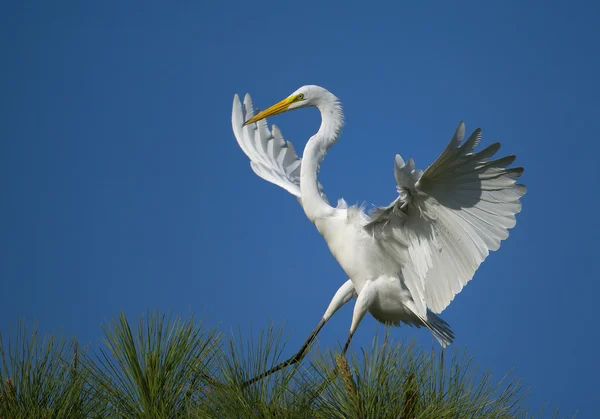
[231,85,525,385]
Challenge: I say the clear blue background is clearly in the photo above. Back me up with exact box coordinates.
[1,1,598,416]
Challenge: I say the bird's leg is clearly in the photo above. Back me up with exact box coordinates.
[304,281,378,404]
[342,279,377,355]
[243,279,356,387]
[323,279,357,321]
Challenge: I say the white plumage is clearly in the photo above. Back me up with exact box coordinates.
[232,94,303,198]
[231,85,525,384]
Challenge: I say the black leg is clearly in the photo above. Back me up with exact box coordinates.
[243,279,357,387]
[243,318,326,386]
[342,331,355,355]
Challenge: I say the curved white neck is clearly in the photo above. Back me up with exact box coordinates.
[300,96,343,222]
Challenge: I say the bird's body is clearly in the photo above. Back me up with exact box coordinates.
[315,209,411,320]
[232,85,525,383]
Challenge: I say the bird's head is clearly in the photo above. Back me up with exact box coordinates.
[242,85,334,126]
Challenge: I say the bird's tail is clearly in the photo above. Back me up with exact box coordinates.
[422,311,454,348]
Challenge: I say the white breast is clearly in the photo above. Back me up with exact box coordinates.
[315,210,397,293]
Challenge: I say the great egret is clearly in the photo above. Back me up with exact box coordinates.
[231,85,525,385]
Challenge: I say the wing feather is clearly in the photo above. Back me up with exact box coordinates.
[366,122,526,313]
[232,93,328,203]
[232,93,303,198]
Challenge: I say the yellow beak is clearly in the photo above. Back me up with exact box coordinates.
[243,96,297,126]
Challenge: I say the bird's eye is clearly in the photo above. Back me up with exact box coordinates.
[297,94,304,100]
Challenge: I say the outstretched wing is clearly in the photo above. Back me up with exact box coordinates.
[366,122,526,314]
[232,93,304,198]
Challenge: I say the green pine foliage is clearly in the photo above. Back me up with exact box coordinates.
[84,311,219,418]
[0,321,99,418]
[0,312,568,418]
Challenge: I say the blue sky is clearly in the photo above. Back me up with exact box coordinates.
[1,1,598,415]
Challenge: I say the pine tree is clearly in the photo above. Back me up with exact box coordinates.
[1,311,566,418]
